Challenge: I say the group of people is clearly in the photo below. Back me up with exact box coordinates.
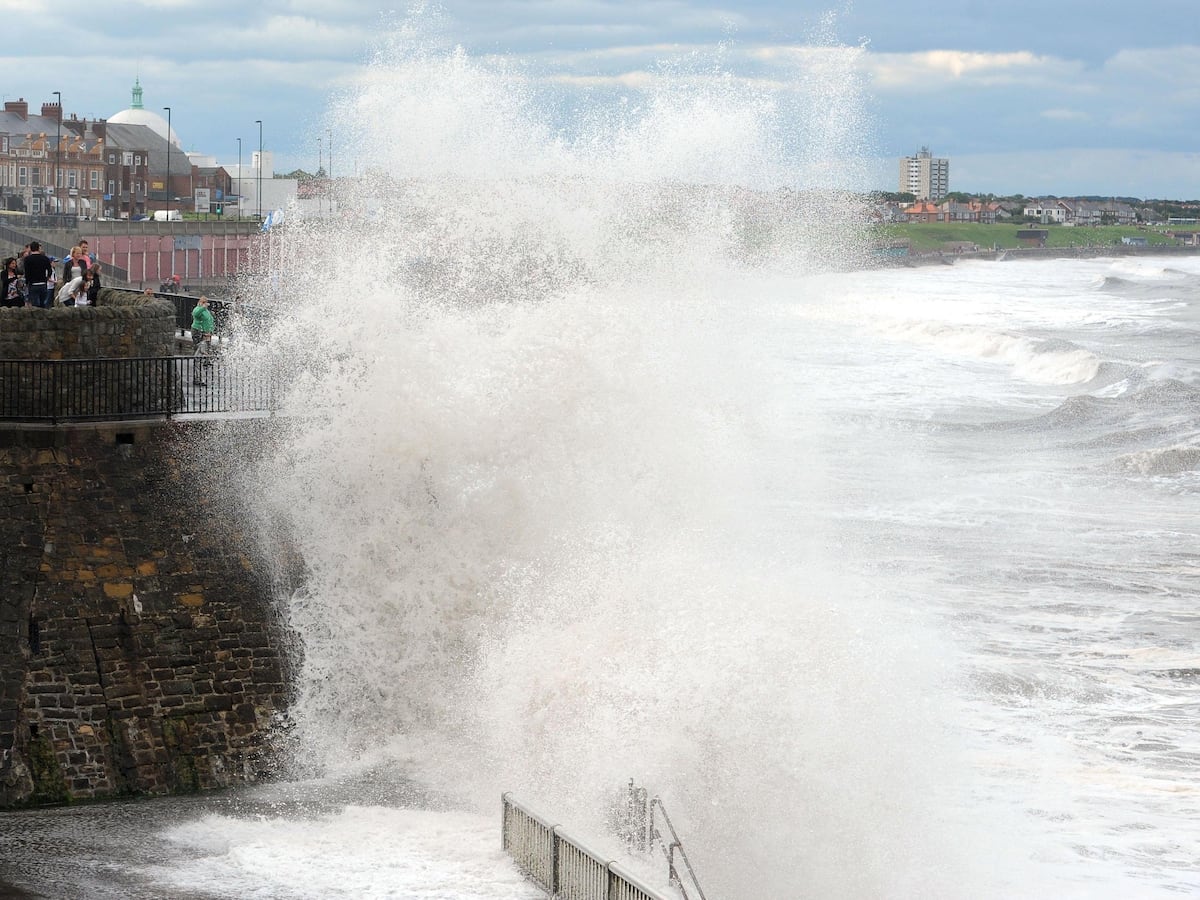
[1,239,103,308]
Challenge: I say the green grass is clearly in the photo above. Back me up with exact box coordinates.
[876,222,1195,252]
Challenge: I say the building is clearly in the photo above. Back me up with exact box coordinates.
[1022,200,1068,224]
[899,147,950,202]
[0,99,106,217]
[1,80,268,223]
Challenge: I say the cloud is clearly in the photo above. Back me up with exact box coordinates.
[1040,108,1090,122]
[864,49,1076,90]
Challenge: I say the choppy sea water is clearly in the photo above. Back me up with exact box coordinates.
[2,253,1197,899]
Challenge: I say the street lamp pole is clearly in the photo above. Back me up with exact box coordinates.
[163,106,171,218]
[237,137,241,220]
[255,119,262,221]
[52,91,61,217]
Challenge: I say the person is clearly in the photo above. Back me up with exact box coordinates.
[1,256,25,308]
[77,239,92,274]
[23,242,53,309]
[190,296,215,385]
[87,262,102,306]
[63,246,83,283]
[56,270,85,306]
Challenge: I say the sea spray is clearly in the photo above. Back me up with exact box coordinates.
[222,21,1025,898]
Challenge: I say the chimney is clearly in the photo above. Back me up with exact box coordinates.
[93,120,106,140]
[5,98,28,120]
[40,101,62,123]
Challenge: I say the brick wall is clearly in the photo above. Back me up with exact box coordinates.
[0,419,294,807]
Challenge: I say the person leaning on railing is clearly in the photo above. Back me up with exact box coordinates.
[190,296,215,386]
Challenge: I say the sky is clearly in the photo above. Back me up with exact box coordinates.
[4,0,1197,200]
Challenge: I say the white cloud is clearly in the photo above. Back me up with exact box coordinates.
[864,49,1074,90]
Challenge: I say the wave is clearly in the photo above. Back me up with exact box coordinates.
[1094,270,1200,302]
[1109,444,1200,476]
[875,321,1101,385]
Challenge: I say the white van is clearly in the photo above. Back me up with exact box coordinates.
[153,210,183,222]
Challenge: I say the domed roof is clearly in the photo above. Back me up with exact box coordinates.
[109,78,181,148]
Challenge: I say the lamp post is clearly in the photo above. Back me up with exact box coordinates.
[327,128,333,213]
[163,106,171,218]
[237,137,242,220]
[52,91,61,217]
[317,136,322,215]
[255,119,262,221]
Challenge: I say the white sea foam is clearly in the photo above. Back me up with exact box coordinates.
[874,320,1102,385]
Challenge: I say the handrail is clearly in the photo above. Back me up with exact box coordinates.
[618,781,708,900]
[649,797,708,900]
[0,221,132,283]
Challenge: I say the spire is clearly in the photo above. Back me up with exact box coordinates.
[131,76,143,110]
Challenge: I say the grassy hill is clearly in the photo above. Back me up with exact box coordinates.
[876,222,1198,253]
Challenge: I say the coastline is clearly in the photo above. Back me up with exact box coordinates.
[880,242,1200,269]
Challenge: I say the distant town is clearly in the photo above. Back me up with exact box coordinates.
[887,147,1200,229]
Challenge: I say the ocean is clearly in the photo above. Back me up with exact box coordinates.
[2,252,1197,899]
[3,33,1198,900]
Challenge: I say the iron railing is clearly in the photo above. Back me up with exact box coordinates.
[0,356,278,423]
[616,782,708,900]
[161,292,271,337]
[502,793,675,900]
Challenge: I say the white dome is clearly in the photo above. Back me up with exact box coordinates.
[108,107,181,148]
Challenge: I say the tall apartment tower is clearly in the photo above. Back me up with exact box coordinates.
[899,147,950,201]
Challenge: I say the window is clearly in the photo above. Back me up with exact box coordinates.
[31,197,40,213]
[90,170,99,189]
[68,170,77,188]
[17,166,26,186]
[134,155,141,166]
[108,180,115,194]
[109,153,116,164]
[122,151,133,166]
[31,168,40,186]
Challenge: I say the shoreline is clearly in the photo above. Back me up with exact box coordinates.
[881,242,1200,269]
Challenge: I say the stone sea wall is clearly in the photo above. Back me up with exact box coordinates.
[0,419,294,808]
[0,290,176,361]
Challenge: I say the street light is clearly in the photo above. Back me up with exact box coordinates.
[237,137,242,220]
[163,106,171,218]
[255,119,263,221]
[52,90,61,217]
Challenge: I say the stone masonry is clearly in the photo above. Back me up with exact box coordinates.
[0,419,293,807]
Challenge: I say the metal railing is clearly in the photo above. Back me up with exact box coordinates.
[616,782,708,900]
[157,291,272,337]
[502,793,675,900]
[0,220,132,284]
[0,356,278,423]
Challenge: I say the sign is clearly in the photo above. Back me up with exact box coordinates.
[194,188,210,214]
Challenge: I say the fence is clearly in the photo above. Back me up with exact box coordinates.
[502,793,674,900]
[0,356,278,423]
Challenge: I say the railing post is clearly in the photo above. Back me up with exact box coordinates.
[50,358,58,426]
